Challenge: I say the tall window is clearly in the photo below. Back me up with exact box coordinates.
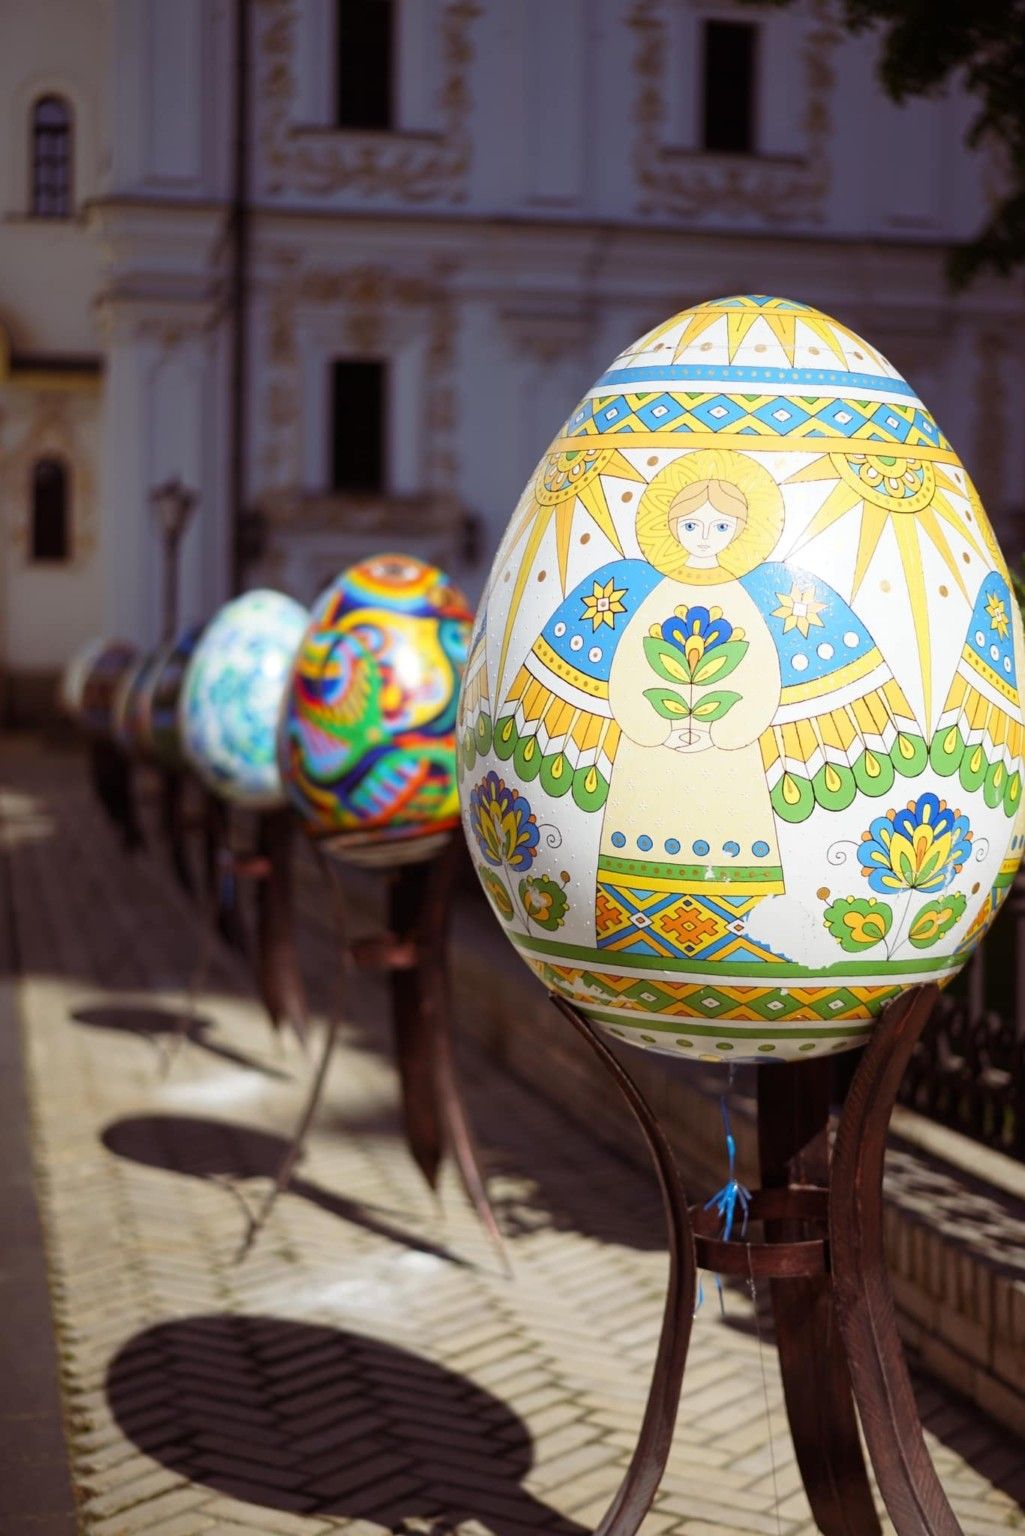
[702,21,756,154]
[31,95,73,217]
[30,458,70,562]
[331,360,387,493]
[336,0,394,129]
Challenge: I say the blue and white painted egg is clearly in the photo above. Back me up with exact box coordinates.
[180,590,308,808]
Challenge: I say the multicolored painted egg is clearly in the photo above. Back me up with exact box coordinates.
[180,590,308,808]
[458,294,1025,1064]
[76,640,139,737]
[112,651,162,756]
[278,554,472,858]
[138,624,204,770]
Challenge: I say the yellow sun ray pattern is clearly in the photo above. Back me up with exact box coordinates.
[494,445,644,692]
[785,453,990,729]
[619,295,888,371]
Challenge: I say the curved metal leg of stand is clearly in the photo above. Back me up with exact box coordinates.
[237,1011,343,1260]
[391,841,503,1253]
[203,795,246,951]
[550,996,695,1536]
[830,984,963,1536]
[424,903,510,1265]
[238,853,349,1257]
[759,1061,880,1536]
[91,740,144,851]
[389,857,447,1192]
[160,873,219,1079]
[256,810,308,1046]
[160,771,193,894]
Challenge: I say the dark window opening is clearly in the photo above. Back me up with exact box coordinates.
[336,0,394,129]
[31,95,73,217]
[702,21,756,154]
[331,360,387,493]
[31,457,70,561]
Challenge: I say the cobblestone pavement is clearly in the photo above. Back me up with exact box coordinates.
[2,741,1023,1536]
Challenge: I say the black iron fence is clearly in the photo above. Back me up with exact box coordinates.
[898,876,1025,1160]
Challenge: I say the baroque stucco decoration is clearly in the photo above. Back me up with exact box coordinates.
[1,393,97,564]
[256,0,482,202]
[258,256,460,517]
[628,0,839,224]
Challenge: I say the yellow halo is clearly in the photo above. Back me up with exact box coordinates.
[635,449,785,585]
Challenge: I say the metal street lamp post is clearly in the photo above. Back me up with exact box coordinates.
[149,478,198,643]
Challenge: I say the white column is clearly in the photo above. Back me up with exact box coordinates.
[98,301,231,646]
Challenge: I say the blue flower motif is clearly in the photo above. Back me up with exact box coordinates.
[468,770,539,872]
[660,605,734,664]
[858,792,973,895]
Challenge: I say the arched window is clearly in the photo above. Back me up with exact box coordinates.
[31,95,72,217]
[30,458,70,562]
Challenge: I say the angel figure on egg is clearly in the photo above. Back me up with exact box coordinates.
[494,447,933,963]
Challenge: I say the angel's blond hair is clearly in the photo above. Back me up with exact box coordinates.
[669,478,749,524]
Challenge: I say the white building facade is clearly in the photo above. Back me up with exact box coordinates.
[2,0,1024,719]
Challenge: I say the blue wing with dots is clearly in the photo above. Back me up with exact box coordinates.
[494,559,660,810]
[740,562,925,823]
[930,570,1022,818]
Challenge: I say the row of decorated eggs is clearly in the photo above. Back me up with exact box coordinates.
[58,292,1025,1066]
[63,630,201,772]
[61,555,472,844]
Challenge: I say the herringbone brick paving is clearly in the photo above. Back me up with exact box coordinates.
[1,741,1023,1536]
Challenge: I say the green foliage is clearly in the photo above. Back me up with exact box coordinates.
[690,690,741,723]
[643,634,747,686]
[822,894,893,951]
[691,639,748,685]
[643,636,692,684]
[644,687,691,719]
[743,0,1025,284]
[908,892,968,948]
[519,873,570,931]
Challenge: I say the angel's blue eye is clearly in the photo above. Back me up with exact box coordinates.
[682,521,698,532]
[714,522,730,533]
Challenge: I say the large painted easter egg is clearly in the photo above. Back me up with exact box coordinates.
[278,554,472,860]
[458,295,1025,1063]
[138,624,204,770]
[180,590,307,808]
[77,640,139,737]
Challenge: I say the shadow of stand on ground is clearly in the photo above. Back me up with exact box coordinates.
[101,1113,472,1269]
[71,1002,292,1081]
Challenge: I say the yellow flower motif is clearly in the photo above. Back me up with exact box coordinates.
[772,583,827,638]
[581,577,628,631]
[858,793,972,894]
[985,590,1010,639]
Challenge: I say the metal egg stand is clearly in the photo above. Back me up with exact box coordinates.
[235,821,503,1263]
[73,640,145,853]
[551,985,958,1536]
[70,631,501,1261]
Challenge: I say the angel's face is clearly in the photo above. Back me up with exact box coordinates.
[669,498,740,565]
